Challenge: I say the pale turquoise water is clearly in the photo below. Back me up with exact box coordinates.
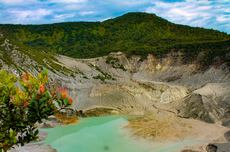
[40,115,204,152]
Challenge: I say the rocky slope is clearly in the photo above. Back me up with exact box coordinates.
[53,51,230,125]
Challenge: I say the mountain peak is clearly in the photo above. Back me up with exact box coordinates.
[104,12,164,24]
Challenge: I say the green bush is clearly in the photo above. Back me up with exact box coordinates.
[70,73,75,78]
[89,63,115,81]
[83,76,88,79]
[106,56,119,64]
[93,74,105,81]
[119,64,127,71]
[106,56,127,71]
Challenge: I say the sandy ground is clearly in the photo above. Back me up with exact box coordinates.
[126,112,229,152]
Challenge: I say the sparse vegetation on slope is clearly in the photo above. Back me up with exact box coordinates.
[0,33,80,76]
[106,56,127,71]
[88,63,116,81]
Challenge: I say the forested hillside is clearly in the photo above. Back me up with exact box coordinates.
[0,12,230,65]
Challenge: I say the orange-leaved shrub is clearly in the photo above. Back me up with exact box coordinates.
[0,69,73,151]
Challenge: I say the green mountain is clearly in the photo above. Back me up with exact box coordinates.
[0,12,230,65]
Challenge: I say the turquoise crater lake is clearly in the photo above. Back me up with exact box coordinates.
[40,115,203,152]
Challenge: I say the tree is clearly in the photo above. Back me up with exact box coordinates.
[0,69,73,152]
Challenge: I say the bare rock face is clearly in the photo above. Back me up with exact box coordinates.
[181,149,203,152]
[10,131,57,152]
[10,143,57,152]
[204,130,230,152]
[206,143,230,152]
[182,83,230,124]
[49,53,230,126]
[206,144,218,152]
[153,83,230,124]
[1,39,12,53]
[179,94,217,123]
[0,33,4,38]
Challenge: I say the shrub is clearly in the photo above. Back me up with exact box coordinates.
[106,56,119,64]
[106,56,127,71]
[0,69,73,151]
[83,76,88,79]
[70,73,75,78]
[93,74,105,81]
[89,63,116,81]
[119,64,127,71]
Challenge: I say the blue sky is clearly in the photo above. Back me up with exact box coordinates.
[0,0,229,34]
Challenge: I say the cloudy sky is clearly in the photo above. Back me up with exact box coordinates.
[0,0,229,34]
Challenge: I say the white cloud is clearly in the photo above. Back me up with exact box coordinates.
[0,0,87,6]
[9,9,52,23]
[0,0,38,5]
[79,11,94,16]
[121,0,150,6]
[49,0,87,3]
[146,0,230,33]
[65,4,83,10]
[54,13,75,20]
[217,15,230,22]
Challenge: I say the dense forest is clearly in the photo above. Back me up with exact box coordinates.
[0,12,230,64]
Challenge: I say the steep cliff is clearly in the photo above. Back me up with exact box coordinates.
[51,50,230,127]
